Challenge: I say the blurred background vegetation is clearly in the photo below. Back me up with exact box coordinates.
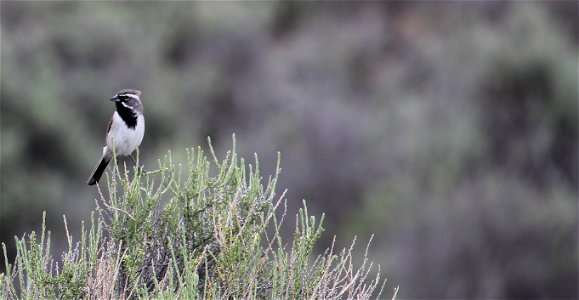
[1,2,577,298]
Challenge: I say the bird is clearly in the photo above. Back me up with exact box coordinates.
[87,89,145,185]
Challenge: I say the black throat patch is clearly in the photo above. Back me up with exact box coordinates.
[115,102,138,129]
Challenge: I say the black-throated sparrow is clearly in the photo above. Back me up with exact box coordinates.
[87,89,145,185]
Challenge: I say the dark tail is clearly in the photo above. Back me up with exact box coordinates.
[87,157,111,185]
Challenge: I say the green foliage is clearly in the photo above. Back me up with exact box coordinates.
[1,138,393,299]
[1,213,102,299]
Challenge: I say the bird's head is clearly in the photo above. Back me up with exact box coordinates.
[110,89,143,113]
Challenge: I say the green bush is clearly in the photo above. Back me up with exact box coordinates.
[1,137,394,299]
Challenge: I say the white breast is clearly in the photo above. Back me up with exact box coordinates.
[104,112,145,157]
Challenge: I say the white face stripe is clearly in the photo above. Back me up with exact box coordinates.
[121,102,133,109]
[122,94,140,100]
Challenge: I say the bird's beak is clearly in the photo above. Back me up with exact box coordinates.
[110,95,120,102]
